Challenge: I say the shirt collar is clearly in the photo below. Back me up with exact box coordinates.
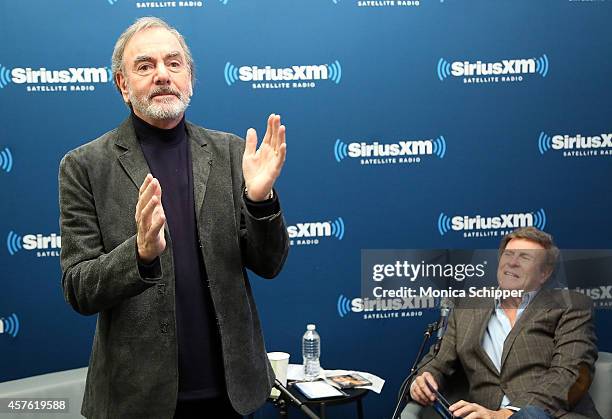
[495,288,540,310]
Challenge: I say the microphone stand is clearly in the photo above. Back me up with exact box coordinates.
[273,378,320,419]
[390,321,439,419]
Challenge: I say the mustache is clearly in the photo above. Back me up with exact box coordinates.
[149,86,182,99]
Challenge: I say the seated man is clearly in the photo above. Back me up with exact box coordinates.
[409,227,601,419]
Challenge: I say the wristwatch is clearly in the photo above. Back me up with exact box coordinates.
[244,187,273,201]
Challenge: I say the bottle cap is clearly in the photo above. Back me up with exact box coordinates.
[307,324,316,330]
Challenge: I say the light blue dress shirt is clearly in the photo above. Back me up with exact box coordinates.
[481,289,539,409]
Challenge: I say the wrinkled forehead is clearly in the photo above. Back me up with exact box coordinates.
[123,27,186,65]
[504,238,546,252]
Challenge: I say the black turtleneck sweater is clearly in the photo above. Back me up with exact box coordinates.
[131,112,278,401]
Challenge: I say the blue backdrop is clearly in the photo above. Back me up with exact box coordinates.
[1,1,611,418]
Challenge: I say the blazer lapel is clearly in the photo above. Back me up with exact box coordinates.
[473,300,500,375]
[186,122,212,217]
[500,289,553,370]
[115,118,151,191]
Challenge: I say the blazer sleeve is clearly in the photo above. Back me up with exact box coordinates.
[59,151,161,316]
[410,308,460,392]
[509,299,598,416]
[239,192,289,279]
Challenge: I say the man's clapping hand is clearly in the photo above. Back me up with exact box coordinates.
[242,113,287,202]
[136,174,166,263]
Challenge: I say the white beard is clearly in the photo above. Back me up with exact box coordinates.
[128,84,191,121]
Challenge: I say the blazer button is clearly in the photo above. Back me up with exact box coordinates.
[157,284,166,295]
[160,321,169,334]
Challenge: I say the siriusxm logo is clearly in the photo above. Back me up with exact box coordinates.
[334,137,446,166]
[0,313,19,338]
[437,54,549,84]
[574,286,612,300]
[6,231,61,257]
[0,147,13,173]
[337,294,432,320]
[538,131,612,157]
[0,64,111,93]
[437,209,547,238]
[574,286,612,308]
[224,61,341,89]
[287,217,345,246]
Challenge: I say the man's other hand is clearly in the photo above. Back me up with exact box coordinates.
[449,400,514,419]
[242,113,287,201]
[410,372,439,406]
[136,174,166,263]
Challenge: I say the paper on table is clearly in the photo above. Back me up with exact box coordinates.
[286,365,385,394]
[293,381,345,399]
[324,369,385,394]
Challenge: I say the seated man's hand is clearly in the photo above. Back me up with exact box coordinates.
[449,400,513,419]
[410,372,438,406]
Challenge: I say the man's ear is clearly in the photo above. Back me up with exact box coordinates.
[116,71,130,104]
[539,265,553,285]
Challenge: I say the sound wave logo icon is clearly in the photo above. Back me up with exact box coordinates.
[327,60,342,84]
[6,231,22,256]
[333,137,447,164]
[219,0,230,4]
[532,208,547,230]
[538,131,552,155]
[437,54,549,83]
[437,58,451,81]
[334,139,349,162]
[224,61,341,88]
[437,212,452,236]
[0,313,20,338]
[432,136,446,158]
[0,65,12,88]
[107,0,119,4]
[535,54,549,78]
[337,295,352,318]
[224,62,238,86]
[331,217,345,240]
[0,147,13,173]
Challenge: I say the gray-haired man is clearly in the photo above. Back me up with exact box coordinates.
[59,17,288,418]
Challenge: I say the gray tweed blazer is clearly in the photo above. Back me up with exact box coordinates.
[59,118,289,418]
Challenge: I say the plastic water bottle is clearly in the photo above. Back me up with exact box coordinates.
[302,324,321,381]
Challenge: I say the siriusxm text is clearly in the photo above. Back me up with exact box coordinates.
[239,65,328,82]
[23,234,61,249]
[552,134,612,150]
[11,67,109,84]
[451,59,535,77]
[348,141,433,157]
[287,222,330,238]
[453,213,533,231]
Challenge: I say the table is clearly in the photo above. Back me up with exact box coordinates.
[250,382,368,419]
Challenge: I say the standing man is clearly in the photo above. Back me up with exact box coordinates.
[59,17,288,419]
[408,227,600,419]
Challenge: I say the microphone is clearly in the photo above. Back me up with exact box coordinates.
[433,297,453,354]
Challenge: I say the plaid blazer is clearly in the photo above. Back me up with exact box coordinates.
[414,289,601,418]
